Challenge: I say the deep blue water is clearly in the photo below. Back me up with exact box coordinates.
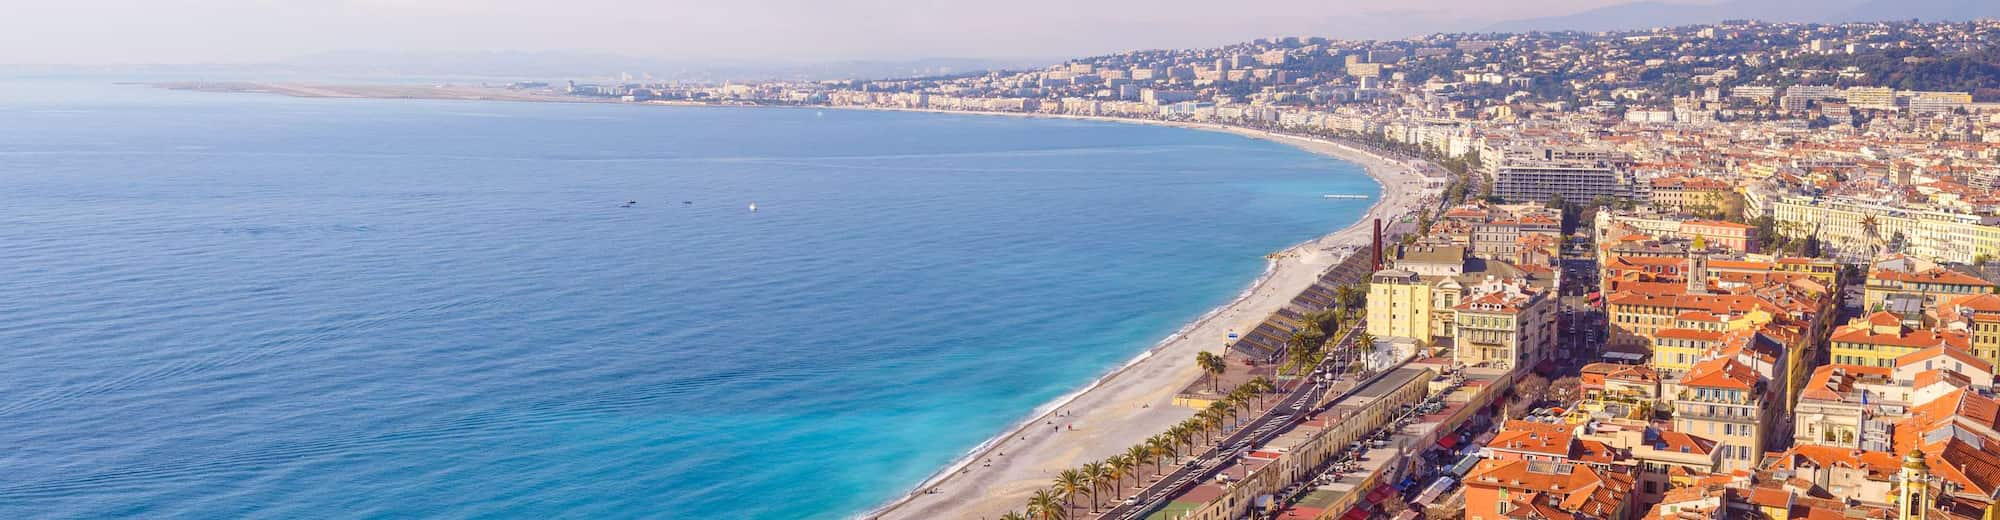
[0,80,1375,518]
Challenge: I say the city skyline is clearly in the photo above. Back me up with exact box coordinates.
[0,0,1957,68]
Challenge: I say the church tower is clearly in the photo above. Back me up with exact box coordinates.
[1899,449,1932,520]
[1686,246,1709,295]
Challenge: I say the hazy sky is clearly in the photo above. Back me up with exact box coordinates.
[4,0,1640,65]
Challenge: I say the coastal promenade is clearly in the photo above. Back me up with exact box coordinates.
[865,116,1438,520]
[1097,322,1365,520]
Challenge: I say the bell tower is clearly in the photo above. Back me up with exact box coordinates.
[1686,248,1709,295]
[1899,449,1932,520]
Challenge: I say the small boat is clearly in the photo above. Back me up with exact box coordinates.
[1322,194,1369,200]
[748,202,758,212]
[620,201,636,207]
[683,201,692,205]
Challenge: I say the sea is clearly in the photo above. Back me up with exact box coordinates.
[0,78,1377,519]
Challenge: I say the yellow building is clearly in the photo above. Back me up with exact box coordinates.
[1862,266,1997,312]
[1368,269,1435,341]
[1769,257,1841,287]
[1367,243,1547,348]
[1651,327,1725,379]
[1772,195,2000,265]
[1939,293,2000,366]
[1828,312,1971,368]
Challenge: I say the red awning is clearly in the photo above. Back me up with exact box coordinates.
[1365,484,1393,504]
[1342,508,1372,520]
[1437,435,1459,449]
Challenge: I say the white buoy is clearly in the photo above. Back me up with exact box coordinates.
[749,202,758,212]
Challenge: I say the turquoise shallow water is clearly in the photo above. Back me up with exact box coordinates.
[0,79,1375,518]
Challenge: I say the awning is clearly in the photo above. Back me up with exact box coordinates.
[1365,484,1393,504]
[1450,454,1481,476]
[1342,508,1372,520]
[1437,435,1460,449]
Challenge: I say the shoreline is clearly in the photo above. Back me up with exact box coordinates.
[843,108,1430,520]
[144,82,1433,519]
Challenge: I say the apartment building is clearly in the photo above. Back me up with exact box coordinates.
[1672,356,1772,473]
[1452,278,1557,371]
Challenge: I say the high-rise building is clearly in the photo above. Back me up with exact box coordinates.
[1493,158,1632,204]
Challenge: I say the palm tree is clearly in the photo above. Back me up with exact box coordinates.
[1283,339,1320,376]
[1170,422,1198,454]
[1335,284,1365,310]
[1223,386,1246,406]
[1106,454,1135,499]
[1216,390,1248,418]
[1028,489,1067,520]
[1353,330,1379,371]
[1199,408,1226,443]
[1082,461,1112,512]
[1001,512,1028,520]
[1125,444,1153,480]
[1196,351,1228,392]
[1303,308,1335,331]
[1216,393,1243,427]
[1054,470,1087,519]
[1244,377,1275,407]
[1146,436,1176,475]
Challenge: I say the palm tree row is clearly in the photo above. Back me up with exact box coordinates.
[1001,377,1277,520]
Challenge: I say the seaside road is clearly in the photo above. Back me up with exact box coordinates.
[1097,323,1364,520]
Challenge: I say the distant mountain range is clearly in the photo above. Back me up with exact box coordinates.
[1487,0,2000,34]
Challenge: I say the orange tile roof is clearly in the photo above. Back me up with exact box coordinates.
[1466,459,1635,519]
[1830,324,1970,350]
[1872,268,1996,288]
[1656,328,1726,342]
[1490,420,1575,458]
[1708,260,1775,271]
[1896,345,1993,375]
[1797,364,1893,403]
[1772,445,1901,480]
[1652,430,1717,457]
[1681,356,1758,390]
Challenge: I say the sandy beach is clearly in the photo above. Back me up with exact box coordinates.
[858,110,1431,520]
